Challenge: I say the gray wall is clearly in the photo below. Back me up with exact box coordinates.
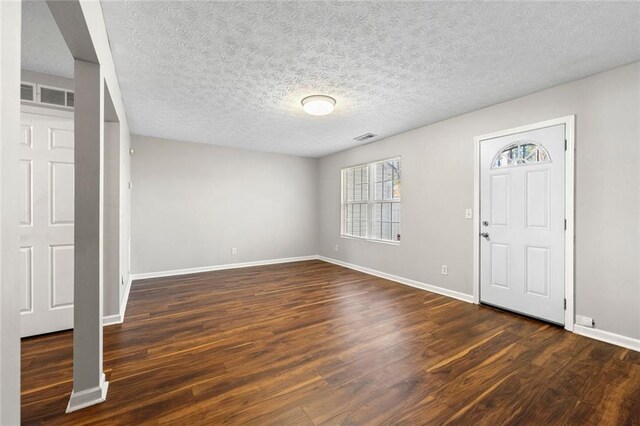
[318,63,640,340]
[131,135,318,274]
[104,117,132,317]
[22,69,73,91]
[120,127,132,305]
[104,122,120,317]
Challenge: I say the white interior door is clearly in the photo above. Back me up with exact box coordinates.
[480,124,565,324]
[20,111,74,337]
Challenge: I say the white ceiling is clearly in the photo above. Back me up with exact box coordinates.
[23,2,640,158]
[22,1,73,78]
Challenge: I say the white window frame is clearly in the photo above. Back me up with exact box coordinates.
[341,157,401,245]
[37,84,74,109]
[20,81,36,102]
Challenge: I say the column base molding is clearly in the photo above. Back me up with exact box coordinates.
[66,374,109,413]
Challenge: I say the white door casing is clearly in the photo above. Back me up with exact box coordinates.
[478,122,570,325]
[20,111,74,337]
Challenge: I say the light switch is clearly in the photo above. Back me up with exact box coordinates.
[465,208,473,219]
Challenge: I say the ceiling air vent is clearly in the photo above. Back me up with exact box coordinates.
[354,133,377,142]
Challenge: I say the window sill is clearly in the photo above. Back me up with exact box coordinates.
[340,234,401,246]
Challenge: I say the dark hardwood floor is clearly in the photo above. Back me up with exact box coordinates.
[21,260,640,425]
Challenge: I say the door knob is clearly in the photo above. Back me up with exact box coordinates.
[480,232,490,238]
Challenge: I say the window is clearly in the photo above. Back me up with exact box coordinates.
[20,83,35,101]
[342,158,401,243]
[492,141,551,169]
[40,86,67,106]
[343,165,369,238]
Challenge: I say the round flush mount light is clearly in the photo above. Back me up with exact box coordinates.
[301,95,336,116]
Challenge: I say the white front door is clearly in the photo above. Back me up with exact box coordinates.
[480,124,565,324]
[20,111,74,337]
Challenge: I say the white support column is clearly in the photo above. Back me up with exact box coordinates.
[0,1,22,423]
[67,59,109,413]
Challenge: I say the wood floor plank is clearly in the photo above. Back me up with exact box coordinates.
[20,260,640,424]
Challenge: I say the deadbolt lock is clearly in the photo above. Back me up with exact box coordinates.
[482,221,489,227]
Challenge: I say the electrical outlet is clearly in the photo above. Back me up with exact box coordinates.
[441,265,448,275]
[576,315,594,327]
[334,244,339,251]
[231,247,237,255]
[465,208,473,219]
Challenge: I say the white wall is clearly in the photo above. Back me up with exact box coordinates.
[318,63,640,340]
[0,1,22,423]
[131,135,317,275]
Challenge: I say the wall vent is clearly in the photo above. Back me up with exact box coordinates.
[354,133,376,142]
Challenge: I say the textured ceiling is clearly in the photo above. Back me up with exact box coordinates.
[25,1,640,158]
[21,1,74,79]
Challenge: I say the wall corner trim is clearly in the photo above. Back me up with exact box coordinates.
[317,256,475,303]
[129,256,319,281]
[102,314,122,327]
[573,324,640,352]
[103,276,132,327]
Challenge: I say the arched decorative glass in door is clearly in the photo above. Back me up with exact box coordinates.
[491,141,551,169]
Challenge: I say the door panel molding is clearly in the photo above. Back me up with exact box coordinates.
[50,244,74,309]
[20,246,34,313]
[525,169,550,229]
[473,115,575,331]
[490,174,511,227]
[490,243,511,289]
[524,245,551,298]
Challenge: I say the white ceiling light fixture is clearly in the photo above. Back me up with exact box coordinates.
[301,95,336,116]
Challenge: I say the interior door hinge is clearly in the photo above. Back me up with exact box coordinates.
[564,219,567,230]
[565,139,567,151]
[564,298,567,310]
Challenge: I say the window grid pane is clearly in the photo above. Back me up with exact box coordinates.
[372,201,401,242]
[343,159,400,242]
[374,160,401,202]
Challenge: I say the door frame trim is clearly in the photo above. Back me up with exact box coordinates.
[472,115,575,331]
[21,104,74,119]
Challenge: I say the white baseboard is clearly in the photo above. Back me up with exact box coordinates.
[130,255,318,281]
[573,324,640,352]
[66,374,109,413]
[103,275,132,327]
[317,256,474,304]
[102,313,121,326]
